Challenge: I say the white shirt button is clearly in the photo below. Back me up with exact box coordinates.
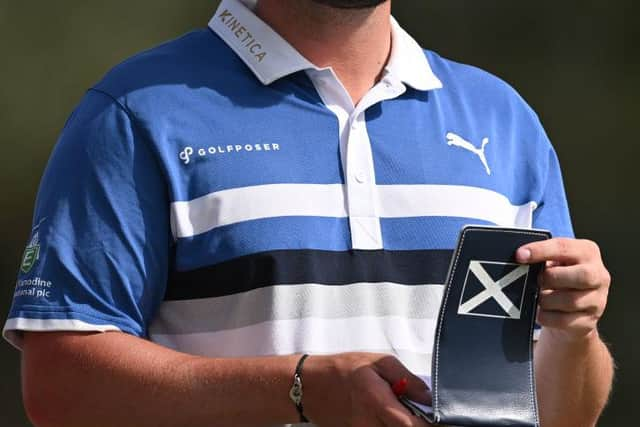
[354,171,367,183]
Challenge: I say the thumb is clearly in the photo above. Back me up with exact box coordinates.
[374,355,431,404]
[404,373,431,405]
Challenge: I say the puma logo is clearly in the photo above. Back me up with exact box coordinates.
[446,132,491,175]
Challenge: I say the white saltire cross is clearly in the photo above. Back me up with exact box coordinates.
[458,261,529,319]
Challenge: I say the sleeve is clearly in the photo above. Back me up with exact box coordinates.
[531,129,575,239]
[3,89,171,349]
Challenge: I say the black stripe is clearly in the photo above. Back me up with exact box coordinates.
[166,249,453,301]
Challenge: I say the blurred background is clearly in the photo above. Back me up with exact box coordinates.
[0,1,636,425]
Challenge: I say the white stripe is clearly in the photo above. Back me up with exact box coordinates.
[378,185,536,228]
[171,184,346,238]
[171,184,536,238]
[150,316,437,375]
[3,317,121,350]
[149,282,445,334]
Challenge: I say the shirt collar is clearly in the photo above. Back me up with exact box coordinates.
[386,17,443,91]
[209,0,442,91]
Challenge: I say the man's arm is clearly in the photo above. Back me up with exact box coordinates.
[22,331,431,427]
[517,238,614,427]
[535,329,613,427]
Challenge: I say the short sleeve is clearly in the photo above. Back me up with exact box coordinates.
[531,130,575,239]
[3,89,170,349]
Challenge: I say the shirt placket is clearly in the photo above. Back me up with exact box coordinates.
[307,69,406,250]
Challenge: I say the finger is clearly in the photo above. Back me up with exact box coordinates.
[374,356,431,404]
[405,374,431,405]
[353,368,403,427]
[378,406,426,427]
[516,238,599,265]
[539,264,608,291]
[353,411,386,427]
[392,378,409,397]
[379,409,431,427]
[546,259,562,268]
[376,386,430,427]
[538,289,601,314]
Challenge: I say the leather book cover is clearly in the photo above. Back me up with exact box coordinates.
[403,225,550,427]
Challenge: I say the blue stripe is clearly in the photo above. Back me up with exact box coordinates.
[381,217,495,250]
[175,215,499,271]
[175,216,352,271]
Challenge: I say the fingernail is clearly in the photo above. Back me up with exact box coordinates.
[517,247,531,261]
[392,378,409,397]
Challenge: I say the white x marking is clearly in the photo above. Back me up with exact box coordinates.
[458,261,529,319]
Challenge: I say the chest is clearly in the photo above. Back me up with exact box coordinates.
[157,93,533,272]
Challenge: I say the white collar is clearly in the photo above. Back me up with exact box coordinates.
[209,0,442,91]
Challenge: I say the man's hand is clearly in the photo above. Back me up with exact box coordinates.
[517,237,613,427]
[22,332,432,427]
[516,238,610,341]
[304,353,432,427]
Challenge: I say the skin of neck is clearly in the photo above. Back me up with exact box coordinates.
[255,0,392,105]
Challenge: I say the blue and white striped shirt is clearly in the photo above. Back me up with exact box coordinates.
[4,0,572,383]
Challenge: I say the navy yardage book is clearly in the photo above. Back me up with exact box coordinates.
[402,225,551,427]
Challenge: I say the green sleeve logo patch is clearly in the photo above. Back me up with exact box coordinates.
[20,232,41,274]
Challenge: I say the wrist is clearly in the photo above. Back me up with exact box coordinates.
[289,354,310,422]
[299,354,343,423]
[540,326,600,349]
[250,354,309,425]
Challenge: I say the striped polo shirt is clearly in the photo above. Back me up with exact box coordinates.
[4,0,573,385]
